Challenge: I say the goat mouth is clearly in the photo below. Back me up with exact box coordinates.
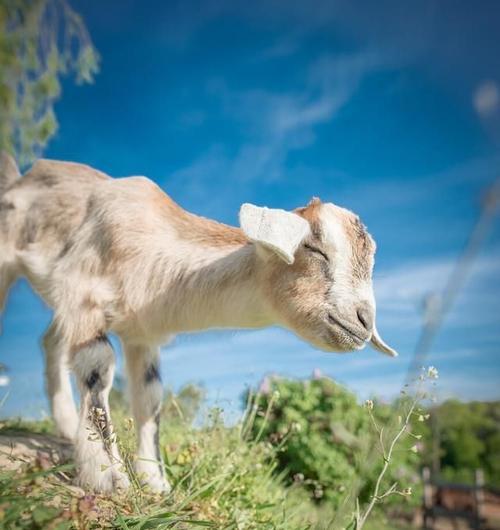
[326,314,368,345]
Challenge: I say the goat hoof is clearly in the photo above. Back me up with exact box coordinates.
[143,475,171,494]
[111,467,131,492]
[135,464,171,494]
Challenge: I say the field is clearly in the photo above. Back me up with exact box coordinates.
[1,368,498,530]
[0,384,414,530]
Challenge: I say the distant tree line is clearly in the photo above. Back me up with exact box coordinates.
[422,400,500,487]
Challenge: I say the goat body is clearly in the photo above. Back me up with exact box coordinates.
[0,155,396,492]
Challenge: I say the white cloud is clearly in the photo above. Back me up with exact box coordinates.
[474,81,499,117]
[169,51,387,199]
[255,33,303,62]
[374,252,500,331]
[345,154,500,213]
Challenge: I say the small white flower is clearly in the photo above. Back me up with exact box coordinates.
[365,399,374,410]
[427,366,439,379]
[292,422,302,433]
[403,487,413,496]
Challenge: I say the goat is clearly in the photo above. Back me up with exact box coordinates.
[0,152,397,493]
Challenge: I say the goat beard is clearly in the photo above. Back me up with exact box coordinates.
[370,324,398,357]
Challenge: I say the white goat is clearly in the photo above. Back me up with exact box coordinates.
[0,153,396,493]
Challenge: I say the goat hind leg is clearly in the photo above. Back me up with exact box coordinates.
[0,262,15,335]
[72,334,129,493]
[124,342,170,493]
[43,323,78,440]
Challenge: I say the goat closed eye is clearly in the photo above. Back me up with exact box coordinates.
[304,244,329,262]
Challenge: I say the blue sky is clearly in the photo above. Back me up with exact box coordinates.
[1,0,499,419]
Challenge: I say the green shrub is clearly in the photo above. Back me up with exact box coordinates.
[245,375,421,511]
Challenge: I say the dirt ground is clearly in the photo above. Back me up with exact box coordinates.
[0,432,73,471]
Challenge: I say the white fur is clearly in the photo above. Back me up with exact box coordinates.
[320,204,374,319]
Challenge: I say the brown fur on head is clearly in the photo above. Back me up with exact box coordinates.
[242,198,396,356]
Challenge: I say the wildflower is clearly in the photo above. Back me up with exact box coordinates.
[427,366,439,379]
[259,377,271,395]
[312,368,322,380]
[365,399,374,410]
[292,422,302,433]
[176,449,192,465]
[410,445,418,453]
[403,487,413,496]
[293,473,304,483]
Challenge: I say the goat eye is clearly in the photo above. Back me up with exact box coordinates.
[304,244,329,262]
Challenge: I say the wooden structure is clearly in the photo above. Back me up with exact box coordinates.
[422,467,487,529]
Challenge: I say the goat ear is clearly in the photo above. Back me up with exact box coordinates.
[239,203,310,264]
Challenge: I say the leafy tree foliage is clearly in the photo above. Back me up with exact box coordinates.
[0,0,98,166]
[422,399,500,487]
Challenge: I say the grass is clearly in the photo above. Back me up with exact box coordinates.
[0,390,417,530]
[0,410,328,528]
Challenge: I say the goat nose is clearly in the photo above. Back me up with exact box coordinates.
[357,306,374,332]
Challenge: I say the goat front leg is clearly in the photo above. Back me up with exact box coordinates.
[43,322,78,440]
[72,334,130,493]
[124,342,170,493]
